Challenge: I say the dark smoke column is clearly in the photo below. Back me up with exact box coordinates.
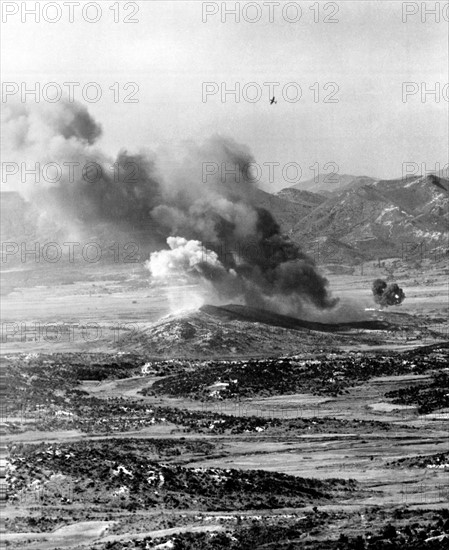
[5,101,338,316]
[372,279,405,307]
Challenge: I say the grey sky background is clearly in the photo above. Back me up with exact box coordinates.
[2,0,448,191]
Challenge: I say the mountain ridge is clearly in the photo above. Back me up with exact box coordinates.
[2,172,447,265]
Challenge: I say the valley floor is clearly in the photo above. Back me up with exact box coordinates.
[3,262,448,549]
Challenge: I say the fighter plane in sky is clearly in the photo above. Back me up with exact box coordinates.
[270,97,277,105]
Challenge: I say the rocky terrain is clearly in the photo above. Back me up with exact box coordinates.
[288,174,449,264]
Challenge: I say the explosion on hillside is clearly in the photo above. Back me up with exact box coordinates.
[372,279,405,307]
[2,101,338,316]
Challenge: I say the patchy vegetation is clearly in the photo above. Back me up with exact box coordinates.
[388,452,449,470]
[97,509,449,549]
[4,347,448,548]
[3,354,410,437]
[148,348,448,400]
[8,441,360,512]
[385,372,449,413]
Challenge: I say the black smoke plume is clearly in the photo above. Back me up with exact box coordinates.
[372,279,405,307]
[2,101,337,316]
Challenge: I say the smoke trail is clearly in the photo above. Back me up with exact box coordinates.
[2,101,337,316]
[372,278,405,307]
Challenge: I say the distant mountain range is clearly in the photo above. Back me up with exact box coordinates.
[288,174,376,195]
[288,168,448,195]
[276,173,449,264]
[1,171,448,266]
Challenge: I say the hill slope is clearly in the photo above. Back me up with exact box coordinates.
[115,303,427,357]
[289,174,449,263]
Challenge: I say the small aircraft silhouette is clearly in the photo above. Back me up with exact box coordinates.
[270,97,277,105]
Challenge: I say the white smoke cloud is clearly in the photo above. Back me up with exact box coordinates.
[146,236,231,280]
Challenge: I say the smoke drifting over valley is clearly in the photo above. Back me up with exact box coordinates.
[2,101,337,316]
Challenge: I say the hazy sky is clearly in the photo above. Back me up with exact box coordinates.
[2,0,448,190]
